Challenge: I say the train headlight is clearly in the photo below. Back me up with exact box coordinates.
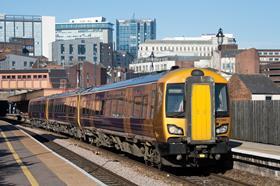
[216,124,228,134]
[167,124,184,135]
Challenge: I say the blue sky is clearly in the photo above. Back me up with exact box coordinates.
[1,0,280,48]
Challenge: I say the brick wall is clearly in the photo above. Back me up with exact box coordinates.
[236,48,260,74]
[228,74,252,100]
[66,62,106,88]
[175,60,194,68]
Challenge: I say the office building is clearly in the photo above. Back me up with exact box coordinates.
[56,17,113,44]
[0,13,55,59]
[138,34,236,58]
[116,18,156,57]
[52,38,113,67]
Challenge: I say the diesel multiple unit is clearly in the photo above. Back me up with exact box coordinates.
[29,68,230,167]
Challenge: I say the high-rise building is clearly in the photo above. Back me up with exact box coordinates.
[116,18,156,57]
[55,17,113,44]
[0,13,55,59]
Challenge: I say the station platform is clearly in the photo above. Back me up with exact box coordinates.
[230,139,280,160]
[229,139,280,180]
[0,120,102,186]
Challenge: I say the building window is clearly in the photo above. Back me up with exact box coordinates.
[93,44,98,53]
[69,56,73,61]
[11,75,16,79]
[38,75,42,79]
[78,44,86,55]
[24,61,27,67]
[69,44,73,54]
[33,75,37,78]
[12,61,16,66]
[78,56,86,61]
[27,75,31,79]
[60,44,65,54]
[29,62,33,67]
[266,96,272,101]
[93,56,97,62]
[22,75,26,79]
[18,75,22,79]
[61,56,65,61]
[43,75,47,78]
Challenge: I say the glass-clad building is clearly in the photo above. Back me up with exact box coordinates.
[116,19,156,57]
[0,13,55,59]
[55,17,114,44]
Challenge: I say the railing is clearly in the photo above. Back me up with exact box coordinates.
[230,100,280,145]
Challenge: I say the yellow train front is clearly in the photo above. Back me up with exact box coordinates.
[154,68,230,167]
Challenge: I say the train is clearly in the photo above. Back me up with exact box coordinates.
[28,68,230,168]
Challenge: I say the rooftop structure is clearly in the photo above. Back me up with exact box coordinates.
[56,17,113,44]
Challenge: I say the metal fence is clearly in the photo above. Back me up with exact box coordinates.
[230,100,280,145]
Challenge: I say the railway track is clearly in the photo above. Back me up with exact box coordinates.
[3,117,258,185]
[18,126,137,186]
[177,173,252,186]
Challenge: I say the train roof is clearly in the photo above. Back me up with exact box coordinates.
[44,68,227,99]
[80,71,167,95]
[45,71,166,99]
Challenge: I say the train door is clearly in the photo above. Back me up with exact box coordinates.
[185,71,215,144]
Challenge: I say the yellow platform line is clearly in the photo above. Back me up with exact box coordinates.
[0,130,39,186]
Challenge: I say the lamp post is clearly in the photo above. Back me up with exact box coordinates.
[216,28,224,73]
[150,51,155,73]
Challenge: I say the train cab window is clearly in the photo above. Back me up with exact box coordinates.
[215,84,229,116]
[166,84,185,118]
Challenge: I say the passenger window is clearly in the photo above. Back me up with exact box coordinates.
[133,96,143,118]
[142,96,148,118]
[104,99,111,116]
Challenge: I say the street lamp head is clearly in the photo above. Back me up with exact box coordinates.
[216,28,225,46]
